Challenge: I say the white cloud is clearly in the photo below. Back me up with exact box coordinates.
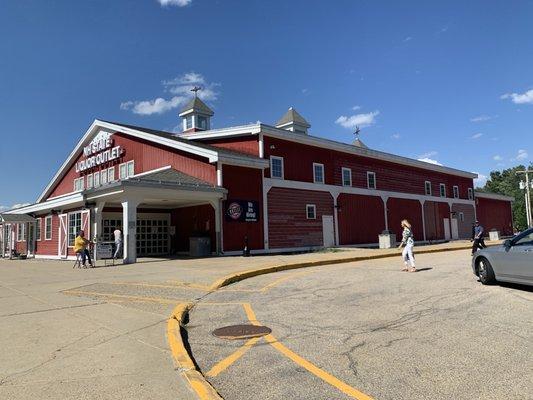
[403,36,413,42]
[157,0,191,7]
[391,133,401,140]
[473,172,487,188]
[417,157,442,166]
[418,151,438,159]
[512,149,529,161]
[471,133,483,139]
[302,88,309,95]
[501,89,533,105]
[352,105,361,111]
[0,205,8,211]
[335,110,379,129]
[121,72,219,116]
[470,114,496,122]
[493,155,503,161]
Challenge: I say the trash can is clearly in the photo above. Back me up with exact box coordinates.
[189,236,211,257]
[489,230,500,241]
[379,230,396,249]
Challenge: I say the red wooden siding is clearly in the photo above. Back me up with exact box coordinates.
[222,165,264,252]
[171,205,216,253]
[386,198,423,239]
[476,197,513,236]
[203,136,259,156]
[267,188,334,249]
[451,203,476,239]
[337,194,385,244]
[263,136,474,199]
[424,201,450,240]
[47,132,217,200]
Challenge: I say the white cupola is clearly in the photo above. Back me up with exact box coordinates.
[178,95,214,133]
[275,107,310,135]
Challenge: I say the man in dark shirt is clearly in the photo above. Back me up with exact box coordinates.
[471,220,487,255]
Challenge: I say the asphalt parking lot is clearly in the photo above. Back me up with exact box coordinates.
[187,250,533,400]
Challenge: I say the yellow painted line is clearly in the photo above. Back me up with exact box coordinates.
[63,290,183,305]
[259,270,313,292]
[242,303,374,400]
[205,336,262,377]
[165,280,213,291]
[109,281,210,291]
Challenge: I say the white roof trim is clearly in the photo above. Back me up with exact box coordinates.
[37,120,222,203]
[182,123,477,179]
[475,191,514,202]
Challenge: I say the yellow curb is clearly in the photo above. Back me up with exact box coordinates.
[209,244,480,291]
[167,302,223,400]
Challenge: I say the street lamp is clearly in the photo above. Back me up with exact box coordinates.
[517,169,533,228]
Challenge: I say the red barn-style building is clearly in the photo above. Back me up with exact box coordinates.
[0,101,514,262]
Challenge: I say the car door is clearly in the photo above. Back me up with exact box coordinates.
[503,231,533,284]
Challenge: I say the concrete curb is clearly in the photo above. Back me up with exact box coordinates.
[209,244,477,291]
[167,302,223,400]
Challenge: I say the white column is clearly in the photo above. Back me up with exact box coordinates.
[382,196,389,231]
[210,199,222,254]
[216,162,223,187]
[262,178,270,250]
[122,199,139,264]
[419,200,427,241]
[92,201,105,242]
[332,191,340,246]
[258,133,264,158]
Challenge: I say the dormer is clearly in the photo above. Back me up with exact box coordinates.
[275,107,310,135]
[178,97,214,133]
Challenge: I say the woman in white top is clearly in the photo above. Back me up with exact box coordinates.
[398,219,416,272]
[113,226,123,259]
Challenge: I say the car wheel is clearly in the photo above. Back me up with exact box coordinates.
[477,257,495,285]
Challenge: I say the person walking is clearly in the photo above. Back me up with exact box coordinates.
[113,225,123,259]
[471,220,486,255]
[74,230,93,268]
[398,219,416,272]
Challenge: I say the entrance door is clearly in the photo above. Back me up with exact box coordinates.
[322,215,335,247]
[443,218,451,240]
[58,214,68,259]
[451,218,459,240]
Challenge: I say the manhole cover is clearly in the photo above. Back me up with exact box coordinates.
[212,324,272,340]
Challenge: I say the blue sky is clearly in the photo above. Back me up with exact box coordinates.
[1,0,532,209]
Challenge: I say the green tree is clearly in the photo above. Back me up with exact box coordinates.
[481,163,532,231]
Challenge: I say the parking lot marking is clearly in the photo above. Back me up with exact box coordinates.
[109,281,210,291]
[205,336,262,377]
[63,290,184,304]
[259,270,314,292]
[243,303,374,400]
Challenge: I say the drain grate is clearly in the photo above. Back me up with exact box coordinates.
[212,324,272,340]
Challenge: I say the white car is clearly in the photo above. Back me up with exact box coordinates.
[472,228,533,286]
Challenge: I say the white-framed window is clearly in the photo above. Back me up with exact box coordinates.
[185,115,193,130]
[127,160,134,177]
[73,177,84,192]
[468,188,474,201]
[17,224,25,242]
[367,171,376,189]
[197,115,208,130]
[440,183,446,197]
[101,169,108,186]
[68,212,82,247]
[270,156,284,179]
[459,212,465,222]
[306,204,316,219]
[119,161,135,179]
[425,181,432,196]
[342,167,352,187]
[36,218,41,241]
[86,174,93,189]
[93,171,101,187]
[45,216,52,240]
[313,163,324,184]
[453,185,459,199]
[108,167,115,183]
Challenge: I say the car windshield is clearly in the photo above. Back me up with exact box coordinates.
[513,229,533,246]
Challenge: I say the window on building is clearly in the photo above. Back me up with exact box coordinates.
[453,185,459,199]
[73,177,84,192]
[306,204,316,219]
[468,188,474,200]
[119,161,135,180]
[127,161,134,177]
[68,212,82,247]
[86,174,93,189]
[440,183,446,197]
[459,212,465,222]
[45,216,52,240]
[270,156,284,179]
[185,115,193,130]
[342,167,352,187]
[425,181,432,196]
[367,171,376,189]
[17,224,25,242]
[93,171,100,187]
[36,218,41,241]
[197,115,208,130]
[313,163,324,184]
[101,169,108,186]
[108,167,115,183]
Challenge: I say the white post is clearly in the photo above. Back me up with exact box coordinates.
[92,201,105,242]
[210,200,222,254]
[382,196,389,231]
[526,172,532,228]
[216,162,223,187]
[122,199,139,264]
[419,200,427,241]
[332,192,340,246]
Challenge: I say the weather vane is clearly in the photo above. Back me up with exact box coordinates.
[354,125,361,140]
[190,86,201,97]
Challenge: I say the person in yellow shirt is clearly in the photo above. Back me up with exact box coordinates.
[74,230,93,267]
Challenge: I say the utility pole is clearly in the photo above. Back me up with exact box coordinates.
[517,168,533,228]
